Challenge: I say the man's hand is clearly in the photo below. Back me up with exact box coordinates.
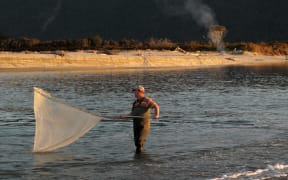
[153,114,160,120]
[119,114,127,119]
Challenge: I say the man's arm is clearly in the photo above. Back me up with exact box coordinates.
[150,99,160,119]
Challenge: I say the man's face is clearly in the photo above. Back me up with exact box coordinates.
[134,90,144,98]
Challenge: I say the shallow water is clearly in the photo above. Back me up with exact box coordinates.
[1,65,288,179]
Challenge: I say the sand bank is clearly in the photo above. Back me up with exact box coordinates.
[0,50,287,72]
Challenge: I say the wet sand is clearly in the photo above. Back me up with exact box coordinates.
[0,50,287,72]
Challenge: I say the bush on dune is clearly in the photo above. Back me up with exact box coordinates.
[0,35,287,55]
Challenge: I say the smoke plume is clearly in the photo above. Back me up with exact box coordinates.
[155,0,226,51]
[41,0,63,32]
[155,0,217,29]
[184,0,217,29]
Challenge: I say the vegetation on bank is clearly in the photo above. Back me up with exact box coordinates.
[0,35,287,55]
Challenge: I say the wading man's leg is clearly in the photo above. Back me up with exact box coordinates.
[133,119,150,153]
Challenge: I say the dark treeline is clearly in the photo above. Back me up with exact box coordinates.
[0,35,288,55]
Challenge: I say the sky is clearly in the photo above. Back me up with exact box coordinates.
[0,0,287,42]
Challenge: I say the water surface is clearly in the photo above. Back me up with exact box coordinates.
[1,65,288,179]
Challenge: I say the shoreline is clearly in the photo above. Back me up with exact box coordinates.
[0,50,287,73]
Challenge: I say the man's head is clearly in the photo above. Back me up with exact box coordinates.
[132,85,145,93]
[133,85,145,98]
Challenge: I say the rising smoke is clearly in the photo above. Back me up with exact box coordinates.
[41,0,63,32]
[208,25,227,51]
[183,0,217,29]
[155,0,226,51]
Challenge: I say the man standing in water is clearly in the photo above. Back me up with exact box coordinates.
[121,85,160,153]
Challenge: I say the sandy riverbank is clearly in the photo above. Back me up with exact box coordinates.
[0,50,287,72]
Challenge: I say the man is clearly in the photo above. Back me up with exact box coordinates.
[121,85,160,153]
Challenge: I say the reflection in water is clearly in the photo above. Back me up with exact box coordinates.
[33,152,78,167]
[218,65,288,88]
[133,151,152,161]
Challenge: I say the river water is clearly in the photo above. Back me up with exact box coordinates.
[1,65,288,179]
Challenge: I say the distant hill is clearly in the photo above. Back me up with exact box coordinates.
[0,0,287,42]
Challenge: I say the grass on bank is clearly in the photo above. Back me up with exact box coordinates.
[0,36,287,56]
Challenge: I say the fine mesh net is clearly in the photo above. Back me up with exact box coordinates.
[33,87,102,152]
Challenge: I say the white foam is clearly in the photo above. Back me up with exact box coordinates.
[211,163,288,180]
